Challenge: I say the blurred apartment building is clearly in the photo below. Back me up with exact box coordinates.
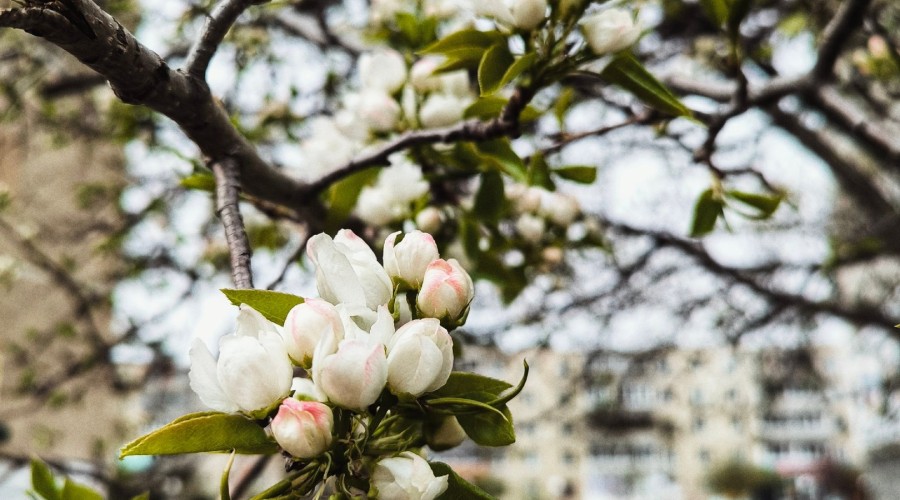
[441,343,887,500]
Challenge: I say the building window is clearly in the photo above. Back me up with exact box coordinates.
[726,388,737,401]
[690,388,704,405]
[563,450,576,464]
[562,422,574,435]
[693,417,705,431]
[699,449,711,464]
[732,416,742,431]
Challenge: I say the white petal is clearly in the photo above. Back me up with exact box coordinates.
[188,339,237,412]
[308,234,368,307]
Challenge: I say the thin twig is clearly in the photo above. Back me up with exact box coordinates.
[230,455,273,500]
[212,158,254,289]
[184,0,268,79]
[266,233,310,290]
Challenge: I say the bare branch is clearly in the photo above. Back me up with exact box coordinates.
[184,0,268,79]
[213,158,254,289]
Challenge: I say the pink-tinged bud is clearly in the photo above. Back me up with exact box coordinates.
[417,259,474,327]
[387,319,453,396]
[283,299,344,368]
[314,339,388,411]
[581,8,641,56]
[383,231,440,290]
[371,452,449,500]
[271,398,334,459]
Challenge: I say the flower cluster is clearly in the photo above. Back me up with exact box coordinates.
[507,183,581,244]
[189,229,477,498]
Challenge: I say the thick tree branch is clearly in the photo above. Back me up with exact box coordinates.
[0,1,306,209]
[303,87,535,196]
[184,0,267,79]
[213,158,254,289]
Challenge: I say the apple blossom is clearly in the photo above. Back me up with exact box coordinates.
[188,305,293,414]
[383,231,440,290]
[355,156,430,225]
[581,8,642,55]
[415,207,443,234]
[355,90,401,132]
[291,377,327,402]
[314,338,388,411]
[417,258,474,325]
[516,213,546,243]
[359,49,408,94]
[387,318,453,396]
[283,298,344,367]
[419,93,468,128]
[539,191,580,226]
[510,0,547,31]
[271,398,334,459]
[307,229,393,311]
[371,452,449,500]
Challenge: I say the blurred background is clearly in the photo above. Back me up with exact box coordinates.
[1,0,899,498]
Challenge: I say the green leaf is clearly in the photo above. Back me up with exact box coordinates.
[433,48,489,73]
[220,289,304,325]
[31,459,61,500]
[526,152,555,189]
[726,190,782,219]
[129,494,150,500]
[487,360,529,407]
[478,43,514,96]
[472,171,506,223]
[699,0,729,27]
[494,52,537,93]
[221,451,236,500]
[430,372,513,401]
[120,411,279,457]
[690,188,725,237]
[727,0,753,37]
[431,462,495,500]
[420,29,505,55]
[456,405,515,446]
[179,173,216,192]
[554,165,597,184]
[554,87,575,127]
[463,97,540,122]
[473,139,527,182]
[326,167,380,230]
[599,53,692,118]
[60,479,103,500]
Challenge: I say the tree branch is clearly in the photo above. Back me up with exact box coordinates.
[184,0,267,79]
[212,158,254,289]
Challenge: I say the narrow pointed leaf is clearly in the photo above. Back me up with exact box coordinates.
[726,190,782,219]
[120,411,279,457]
[431,462,495,500]
[690,188,724,237]
[60,479,103,500]
[220,289,304,325]
[463,96,540,122]
[473,171,506,223]
[599,53,692,118]
[554,165,597,184]
[30,459,60,500]
[420,29,505,55]
[478,43,514,96]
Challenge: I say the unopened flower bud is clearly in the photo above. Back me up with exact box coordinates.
[314,338,388,411]
[384,231,440,290]
[387,319,453,396]
[359,49,408,94]
[371,452,449,500]
[283,299,344,367]
[415,207,443,234]
[417,259,474,327]
[581,9,641,56]
[357,90,401,132]
[516,213,545,243]
[510,0,547,31]
[419,93,467,128]
[271,398,334,459]
[539,192,580,226]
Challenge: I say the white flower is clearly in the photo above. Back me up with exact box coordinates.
[410,58,470,96]
[371,452,449,500]
[354,90,402,132]
[313,337,388,411]
[299,117,361,181]
[270,398,334,459]
[307,230,393,311]
[515,213,545,243]
[356,157,430,225]
[283,299,345,367]
[383,230,440,290]
[581,8,641,55]
[539,191,580,226]
[415,207,443,234]
[370,0,415,23]
[359,49,408,94]
[509,185,543,213]
[510,0,547,30]
[189,305,293,414]
[387,319,454,396]
[419,93,469,128]
[417,258,474,326]
[291,377,327,402]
